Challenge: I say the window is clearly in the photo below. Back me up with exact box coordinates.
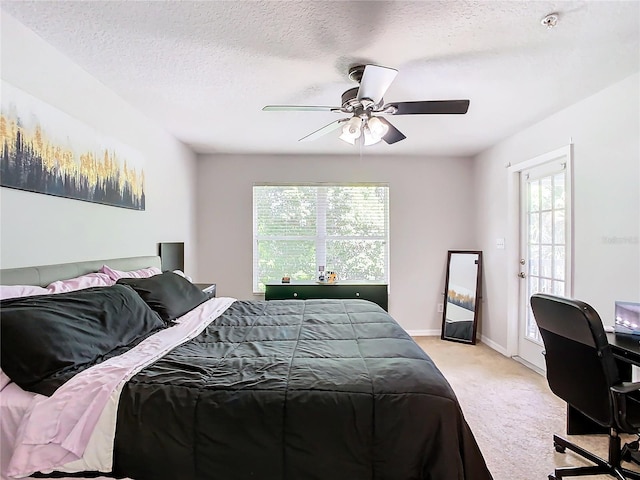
[253,184,389,292]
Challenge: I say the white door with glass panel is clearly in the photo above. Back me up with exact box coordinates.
[517,156,572,371]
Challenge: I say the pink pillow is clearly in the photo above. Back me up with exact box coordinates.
[100,265,162,281]
[46,272,114,293]
[0,285,49,300]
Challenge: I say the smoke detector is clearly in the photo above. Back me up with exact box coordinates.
[541,13,559,29]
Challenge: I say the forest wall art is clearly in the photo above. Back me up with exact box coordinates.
[0,81,145,210]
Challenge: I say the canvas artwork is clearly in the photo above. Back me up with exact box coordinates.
[0,81,145,210]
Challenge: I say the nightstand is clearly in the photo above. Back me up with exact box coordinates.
[194,283,216,297]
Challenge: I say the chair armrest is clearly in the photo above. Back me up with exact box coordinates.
[610,382,640,432]
[611,381,640,395]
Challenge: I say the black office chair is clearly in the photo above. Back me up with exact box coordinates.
[530,293,640,480]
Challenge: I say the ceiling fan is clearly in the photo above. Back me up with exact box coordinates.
[263,64,470,146]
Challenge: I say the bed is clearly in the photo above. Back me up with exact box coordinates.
[444,319,474,341]
[0,256,492,480]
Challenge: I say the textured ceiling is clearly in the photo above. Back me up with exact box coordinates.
[2,1,639,156]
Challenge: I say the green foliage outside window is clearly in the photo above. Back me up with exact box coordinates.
[254,185,389,292]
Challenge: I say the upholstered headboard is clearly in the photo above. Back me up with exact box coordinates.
[0,256,162,287]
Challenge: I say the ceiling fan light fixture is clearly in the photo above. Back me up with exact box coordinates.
[338,132,356,145]
[362,116,389,146]
[339,116,363,144]
[368,116,388,137]
[363,126,381,146]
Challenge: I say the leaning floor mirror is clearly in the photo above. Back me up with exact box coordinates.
[441,250,483,345]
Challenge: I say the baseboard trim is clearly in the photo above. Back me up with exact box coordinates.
[406,329,440,337]
[512,355,545,376]
[406,330,542,376]
[405,330,513,360]
[478,334,508,356]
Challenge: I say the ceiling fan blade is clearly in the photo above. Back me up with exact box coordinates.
[299,119,348,142]
[263,105,341,112]
[377,117,406,145]
[356,65,398,105]
[384,100,470,115]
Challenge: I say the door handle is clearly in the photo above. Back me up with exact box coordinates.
[518,272,526,278]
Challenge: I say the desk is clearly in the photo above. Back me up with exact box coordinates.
[567,332,640,434]
[607,332,640,375]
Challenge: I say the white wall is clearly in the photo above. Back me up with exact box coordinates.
[6,9,634,346]
[0,14,198,273]
[475,72,640,352]
[196,154,476,332]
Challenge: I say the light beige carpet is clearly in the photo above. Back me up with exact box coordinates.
[414,336,640,480]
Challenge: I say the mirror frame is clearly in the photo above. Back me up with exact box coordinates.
[441,250,483,345]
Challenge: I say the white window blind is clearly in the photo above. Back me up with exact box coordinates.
[253,184,389,292]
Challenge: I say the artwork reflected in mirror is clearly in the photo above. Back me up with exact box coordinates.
[441,250,483,345]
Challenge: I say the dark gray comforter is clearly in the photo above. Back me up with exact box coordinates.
[113,299,492,480]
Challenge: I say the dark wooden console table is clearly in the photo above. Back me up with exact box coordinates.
[265,283,388,311]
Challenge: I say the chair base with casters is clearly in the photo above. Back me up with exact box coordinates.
[529,294,640,480]
[549,431,640,479]
[621,440,640,465]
